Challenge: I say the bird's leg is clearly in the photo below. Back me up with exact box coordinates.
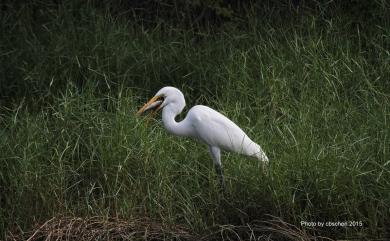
[209,146,226,190]
[214,163,226,190]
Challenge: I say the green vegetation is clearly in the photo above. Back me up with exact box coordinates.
[1,1,389,240]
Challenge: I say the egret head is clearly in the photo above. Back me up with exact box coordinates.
[137,86,186,116]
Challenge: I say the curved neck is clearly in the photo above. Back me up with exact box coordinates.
[162,104,191,137]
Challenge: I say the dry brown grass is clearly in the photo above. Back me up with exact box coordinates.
[5,215,336,241]
[7,216,192,241]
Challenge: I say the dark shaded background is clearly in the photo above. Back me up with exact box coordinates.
[1,0,388,104]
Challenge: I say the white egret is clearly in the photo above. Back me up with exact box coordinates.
[137,87,268,188]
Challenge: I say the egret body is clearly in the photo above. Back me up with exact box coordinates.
[137,87,268,188]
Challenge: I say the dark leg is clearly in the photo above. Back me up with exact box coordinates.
[214,163,226,190]
[209,146,226,191]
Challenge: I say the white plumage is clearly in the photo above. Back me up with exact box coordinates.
[137,86,268,188]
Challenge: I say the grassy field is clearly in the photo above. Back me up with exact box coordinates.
[1,2,389,240]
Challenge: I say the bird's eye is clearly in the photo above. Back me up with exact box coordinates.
[157,96,165,102]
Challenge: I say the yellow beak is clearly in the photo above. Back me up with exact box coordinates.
[136,95,162,116]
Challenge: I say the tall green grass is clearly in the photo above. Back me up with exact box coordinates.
[1,2,389,240]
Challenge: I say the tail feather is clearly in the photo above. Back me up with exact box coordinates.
[254,143,269,162]
[243,140,269,162]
